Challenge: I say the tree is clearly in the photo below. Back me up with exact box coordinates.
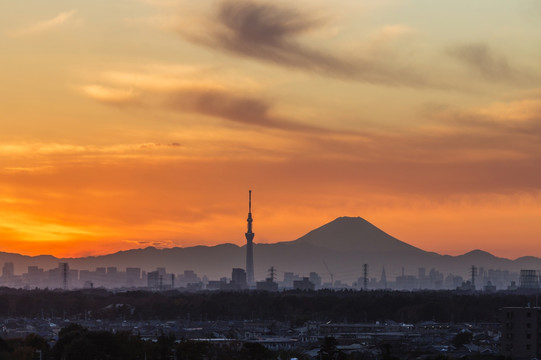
[0,337,11,360]
[379,343,399,360]
[319,337,345,360]
[453,330,473,348]
[240,342,274,360]
[176,340,211,360]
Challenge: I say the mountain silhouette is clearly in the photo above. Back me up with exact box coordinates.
[291,216,424,253]
[0,216,538,286]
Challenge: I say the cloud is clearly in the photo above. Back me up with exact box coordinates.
[13,10,77,36]
[164,88,324,132]
[409,94,541,172]
[79,64,541,171]
[426,91,541,139]
[81,66,328,133]
[368,24,414,46]
[177,0,429,87]
[82,85,141,107]
[478,98,541,123]
[449,43,539,85]
[0,142,184,161]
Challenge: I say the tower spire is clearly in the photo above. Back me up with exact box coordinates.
[245,190,255,286]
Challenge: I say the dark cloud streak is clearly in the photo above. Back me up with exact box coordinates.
[449,43,539,85]
[180,0,430,87]
[165,88,326,132]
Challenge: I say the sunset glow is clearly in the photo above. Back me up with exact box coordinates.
[1,0,541,258]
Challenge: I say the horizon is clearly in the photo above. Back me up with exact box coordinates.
[1,1,541,259]
[0,215,533,262]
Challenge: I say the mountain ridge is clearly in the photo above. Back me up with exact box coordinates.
[0,216,538,284]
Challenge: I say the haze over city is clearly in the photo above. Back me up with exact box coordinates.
[1,0,541,259]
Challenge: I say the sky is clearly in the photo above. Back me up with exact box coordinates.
[1,0,541,259]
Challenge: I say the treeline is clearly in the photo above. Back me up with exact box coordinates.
[0,324,307,360]
[0,326,509,360]
[0,288,536,323]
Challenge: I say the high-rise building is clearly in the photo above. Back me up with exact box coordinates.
[147,270,160,289]
[519,270,538,289]
[245,190,255,286]
[59,262,69,290]
[256,266,278,291]
[126,267,141,287]
[231,268,247,290]
[501,307,541,358]
[178,270,200,287]
[380,267,387,289]
[2,262,14,277]
[293,277,315,291]
[283,272,295,288]
[256,278,278,292]
[309,272,322,289]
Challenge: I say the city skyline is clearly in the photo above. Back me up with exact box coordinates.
[1,1,541,258]
[0,216,539,287]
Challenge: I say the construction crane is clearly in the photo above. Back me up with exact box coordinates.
[323,261,334,289]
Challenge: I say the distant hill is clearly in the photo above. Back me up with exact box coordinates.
[0,216,539,284]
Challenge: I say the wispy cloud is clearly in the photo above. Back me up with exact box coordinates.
[0,142,184,161]
[368,25,414,46]
[81,65,329,133]
[175,0,431,87]
[82,85,141,107]
[164,88,325,132]
[424,90,541,139]
[448,43,539,86]
[13,10,77,36]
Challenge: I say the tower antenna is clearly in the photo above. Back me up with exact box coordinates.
[245,190,255,286]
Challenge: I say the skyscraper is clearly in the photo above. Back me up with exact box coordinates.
[2,262,14,277]
[245,190,255,285]
[231,268,247,290]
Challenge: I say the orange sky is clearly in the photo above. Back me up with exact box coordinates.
[1,0,541,259]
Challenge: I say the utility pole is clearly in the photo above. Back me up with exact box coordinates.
[268,266,276,282]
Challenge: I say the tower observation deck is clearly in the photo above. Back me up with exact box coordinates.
[245,190,255,285]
